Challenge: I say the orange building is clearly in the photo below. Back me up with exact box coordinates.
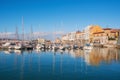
[89,25,103,42]
[84,25,103,43]
[93,28,120,44]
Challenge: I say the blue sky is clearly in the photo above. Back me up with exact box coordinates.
[0,0,120,34]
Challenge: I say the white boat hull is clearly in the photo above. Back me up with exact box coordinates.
[84,46,93,50]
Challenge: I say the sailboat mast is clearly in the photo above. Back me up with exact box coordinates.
[16,26,19,40]
[31,24,33,41]
[22,16,24,42]
[5,27,7,41]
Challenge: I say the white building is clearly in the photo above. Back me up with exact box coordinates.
[62,35,69,41]
[84,25,92,40]
[68,32,76,41]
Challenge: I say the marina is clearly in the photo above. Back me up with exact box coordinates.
[1,0,120,80]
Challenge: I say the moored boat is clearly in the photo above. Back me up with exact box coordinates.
[83,44,93,50]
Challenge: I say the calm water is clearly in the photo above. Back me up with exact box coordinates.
[0,48,120,80]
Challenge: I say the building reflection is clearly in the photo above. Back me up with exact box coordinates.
[70,48,120,66]
[89,48,119,66]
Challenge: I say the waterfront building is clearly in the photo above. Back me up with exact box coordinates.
[117,30,120,48]
[61,25,120,47]
[84,25,103,43]
[54,37,61,44]
[93,31,108,44]
[93,28,120,45]
[61,32,76,44]
[75,31,81,45]
[61,35,68,44]
[75,31,85,45]
[61,35,68,41]
[37,38,45,44]
[103,28,120,40]
[75,30,81,40]
[68,32,76,41]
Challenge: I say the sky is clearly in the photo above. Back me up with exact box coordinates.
[0,0,120,35]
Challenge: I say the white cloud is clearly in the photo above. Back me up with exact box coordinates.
[52,31,65,35]
[0,31,64,40]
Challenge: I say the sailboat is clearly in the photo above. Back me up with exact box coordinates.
[14,16,24,50]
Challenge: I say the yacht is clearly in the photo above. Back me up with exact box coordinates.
[36,44,44,49]
[84,43,93,50]
[2,42,11,47]
[14,43,22,50]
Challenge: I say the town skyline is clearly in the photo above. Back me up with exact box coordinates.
[0,24,119,41]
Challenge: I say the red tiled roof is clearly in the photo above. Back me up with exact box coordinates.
[111,29,120,33]
[111,30,118,33]
[76,30,81,34]
[62,35,66,37]
[103,28,112,30]
[93,31,104,34]
[112,29,120,31]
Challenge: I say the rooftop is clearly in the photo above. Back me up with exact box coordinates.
[103,28,112,30]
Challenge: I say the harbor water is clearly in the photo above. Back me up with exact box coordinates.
[0,48,120,80]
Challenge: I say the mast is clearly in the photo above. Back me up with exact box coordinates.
[38,24,40,39]
[31,24,33,41]
[22,16,24,42]
[5,27,7,41]
[15,26,19,40]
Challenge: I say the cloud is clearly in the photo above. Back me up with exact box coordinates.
[0,31,64,40]
[52,31,65,35]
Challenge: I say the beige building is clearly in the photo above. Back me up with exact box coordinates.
[54,37,61,44]
[37,38,45,44]
[61,32,76,41]
[75,31,85,45]
[93,28,120,44]
[61,35,68,41]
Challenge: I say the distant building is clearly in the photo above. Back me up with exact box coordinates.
[54,37,61,44]
[61,35,69,41]
[61,32,76,41]
[37,38,45,44]
[75,31,85,45]
[75,31,81,40]
[45,40,52,45]
[68,32,76,41]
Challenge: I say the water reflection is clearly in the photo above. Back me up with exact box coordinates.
[0,48,120,80]
[87,48,119,66]
[0,48,120,66]
[69,48,120,66]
